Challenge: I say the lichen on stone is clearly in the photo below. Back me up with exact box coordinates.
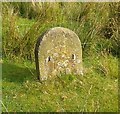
[35,27,83,81]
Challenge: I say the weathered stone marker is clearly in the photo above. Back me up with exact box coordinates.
[35,27,83,81]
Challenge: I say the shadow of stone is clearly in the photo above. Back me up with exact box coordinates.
[2,62,37,83]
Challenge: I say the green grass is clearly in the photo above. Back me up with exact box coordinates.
[2,3,119,61]
[2,59,118,112]
[2,2,119,112]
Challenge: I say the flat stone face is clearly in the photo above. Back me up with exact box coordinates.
[35,27,83,81]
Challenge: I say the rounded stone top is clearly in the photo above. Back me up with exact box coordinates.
[35,27,83,81]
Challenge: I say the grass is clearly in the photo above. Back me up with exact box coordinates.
[2,58,118,112]
[2,3,119,61]
[2,2,119,112]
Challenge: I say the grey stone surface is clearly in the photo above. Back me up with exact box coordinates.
[35,27,83,81]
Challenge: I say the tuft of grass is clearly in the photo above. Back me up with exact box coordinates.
[96,54,118,79]
[83,51,118,79]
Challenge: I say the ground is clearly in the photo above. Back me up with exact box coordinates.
[2,59,118,112]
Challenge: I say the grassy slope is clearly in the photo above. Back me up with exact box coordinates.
[2,4,118,112]
[2,59,118,112]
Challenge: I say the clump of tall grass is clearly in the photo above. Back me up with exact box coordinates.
[2,2,119,61]
[95,53,118,79]
[83,51,118,79]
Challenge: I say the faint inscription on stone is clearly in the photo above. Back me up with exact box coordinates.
[35,27,83,81]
